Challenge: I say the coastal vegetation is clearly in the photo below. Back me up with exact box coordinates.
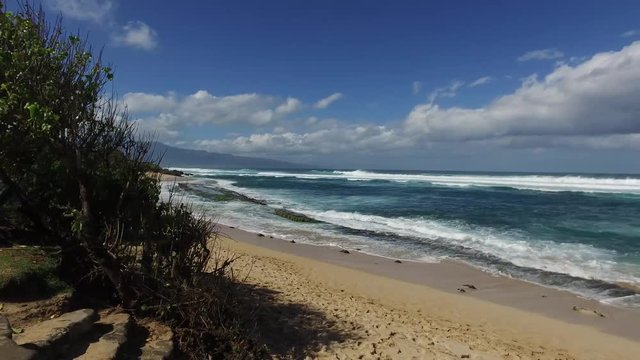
[0,247,70,300]
[0,2,265,358]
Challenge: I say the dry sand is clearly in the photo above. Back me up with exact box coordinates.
[217,226,640,360]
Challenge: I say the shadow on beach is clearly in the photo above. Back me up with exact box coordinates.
[234,281,360,358]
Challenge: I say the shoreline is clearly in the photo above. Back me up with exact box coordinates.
[216,223,640,345]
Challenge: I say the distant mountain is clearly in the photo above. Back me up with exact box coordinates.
[151,142,307,169]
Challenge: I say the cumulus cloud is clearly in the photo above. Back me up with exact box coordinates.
[112,21,158,50]
[191,124,408,156]
[517,48,564,62]
[50,0,113,22]
[468,76,493,88]
[314,92,343,109]
[130,43,640,159]
[428,80,464,103]
[275,97,303,114]
[494,134,640,150]
[127,90,304,138]
[405,42,640,142]
[132,113,181,139]
[123,92,176,112]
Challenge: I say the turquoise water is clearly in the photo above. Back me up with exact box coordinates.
[167,168,640,308]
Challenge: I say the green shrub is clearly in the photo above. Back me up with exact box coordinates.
[0,247,70,300]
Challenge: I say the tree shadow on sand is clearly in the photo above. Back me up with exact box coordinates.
[234,282,361,359]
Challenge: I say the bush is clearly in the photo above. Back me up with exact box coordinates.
[0,3,266,358]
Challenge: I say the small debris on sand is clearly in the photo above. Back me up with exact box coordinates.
[457,288,466,293]
[340,249,350,254]
[257,233,265,237]
[290,240,296,244]
[572,306,606,318]
[394,260,402,264]
[462,284,477,290]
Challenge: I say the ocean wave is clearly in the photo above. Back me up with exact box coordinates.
[171,168,640,194]
[296,209,640,287]
[174,178,640,305]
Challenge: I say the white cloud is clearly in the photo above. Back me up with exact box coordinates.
[494,134,640,150]
[132,42,640,159]
[123,92,176,112]
[622,29,640,38]
[314,92,343,109]
[275,97,303,114]
[192,124,408,156]
[412,81,422,94]
[112,21,158,50]
[428,80,464,103]
[468,76,493,88]
[127,90,304,138]
[517,48,564,62]
[132,113,181,139]
[405,42,640,142]
[50,0,113,22]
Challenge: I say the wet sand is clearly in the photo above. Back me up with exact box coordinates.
[217,224,640,359]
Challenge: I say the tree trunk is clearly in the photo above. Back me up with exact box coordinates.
[76,174,137,308]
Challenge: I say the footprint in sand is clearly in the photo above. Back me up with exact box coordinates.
[572,306,606,318]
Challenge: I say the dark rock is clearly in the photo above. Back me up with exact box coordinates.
[462,284,477,290]
[14,308,97,351]
[457,288,466,293]
[0,315,12,339]
[0,338,37,360]
[0,316,38,359]
[339,249,350,254]
[394,260,402,264]
[257,233,265,237]
[289,240,295,243]
[274,209,320,223]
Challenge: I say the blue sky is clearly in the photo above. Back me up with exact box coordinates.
[15,0,640,172]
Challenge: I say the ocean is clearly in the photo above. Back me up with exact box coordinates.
[165,168,640,308]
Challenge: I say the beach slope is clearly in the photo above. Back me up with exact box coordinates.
[219,234,640,359]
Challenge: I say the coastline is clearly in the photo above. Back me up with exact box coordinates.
[216,223,640,358]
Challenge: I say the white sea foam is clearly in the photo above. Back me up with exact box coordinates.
[206,175,640,287]
[171,168,640,194]
[288,209,640,286]
[172,169,640,305]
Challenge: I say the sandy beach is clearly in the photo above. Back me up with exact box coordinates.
[216,224,640,359]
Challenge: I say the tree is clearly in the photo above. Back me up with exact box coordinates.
[0,4,266,357]
[0,1,160,305]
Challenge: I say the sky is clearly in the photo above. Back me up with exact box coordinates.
[12,0,640,172]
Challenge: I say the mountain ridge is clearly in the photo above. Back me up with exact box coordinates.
[151,142,308,169]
